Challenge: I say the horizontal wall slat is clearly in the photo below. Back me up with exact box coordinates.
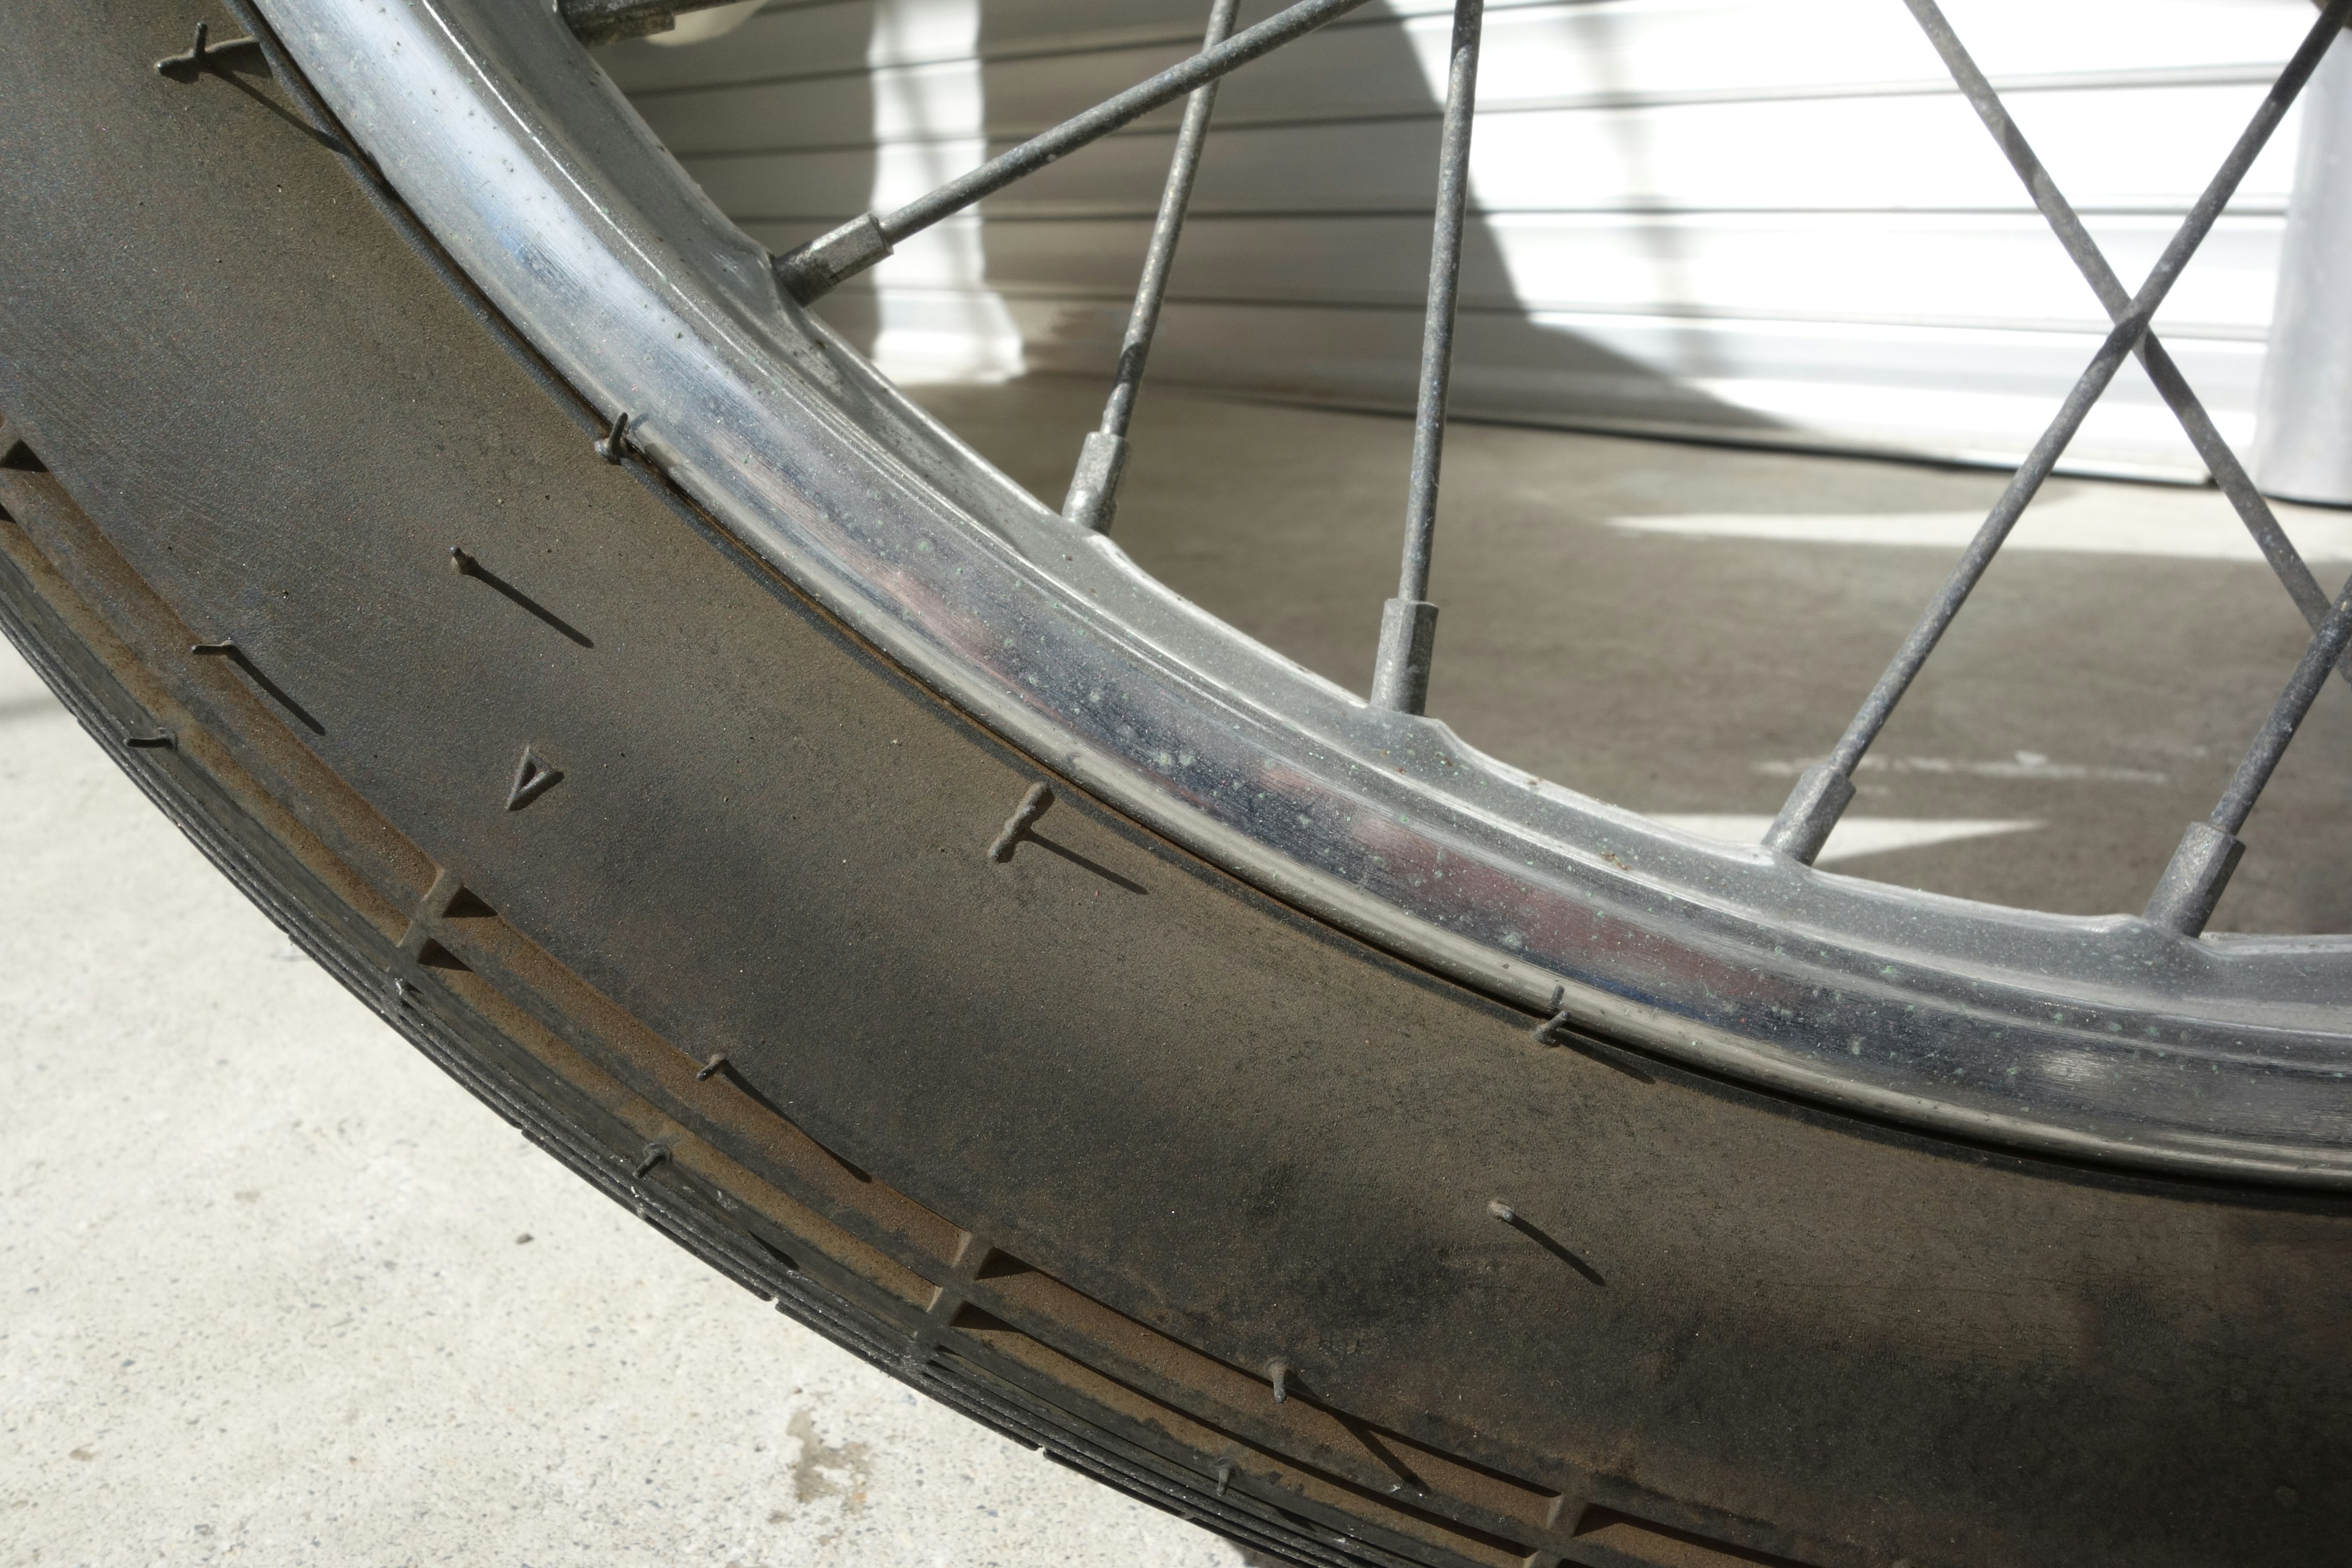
[611,0,2315,476]
[675,84,2297,218]
[609,0,2314,111]
[821,287,2256,470]
[622,4,2312,156]
[744,212,2282,337]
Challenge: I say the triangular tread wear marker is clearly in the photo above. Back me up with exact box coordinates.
[506,745,563,812]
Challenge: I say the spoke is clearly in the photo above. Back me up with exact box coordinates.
[774,0,1379,303]
[1903,0,2352,687]
[1763,0,2352,865]
[1370,0,1484,716]
[1064,0,1241,535]
[2145,568,2352,935]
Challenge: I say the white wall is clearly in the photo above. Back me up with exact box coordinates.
[606,0,2325,478]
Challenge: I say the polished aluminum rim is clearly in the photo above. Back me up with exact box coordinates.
[252,0,2352,1182]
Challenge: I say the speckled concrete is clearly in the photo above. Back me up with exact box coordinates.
[0,637,1246,1567]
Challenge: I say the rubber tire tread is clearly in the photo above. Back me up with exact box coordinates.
[4,6,2351,1568]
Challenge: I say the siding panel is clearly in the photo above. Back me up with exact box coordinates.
[612,0,2316,475]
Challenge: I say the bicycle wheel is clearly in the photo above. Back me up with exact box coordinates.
[2,1,2346,1564]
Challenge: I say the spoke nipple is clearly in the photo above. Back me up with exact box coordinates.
[1487,1199,1516,1224]
[449,545,480,576]
[695,1052,729,1082]
[2143,820,2245,938]
[1214,1463,1232,1497]
[1061,430,1131,533]
[1266,1358,1291,1404]
[1370,598,1440,715]
[774,213,894,304]
[1763,762,1855,865]
[632,1144,669,1179]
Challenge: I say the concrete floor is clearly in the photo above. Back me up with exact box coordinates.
[0,640,1248,1567]
[7,386,2349,1567]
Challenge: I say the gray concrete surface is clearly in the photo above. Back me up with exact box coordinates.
[0,641,1245,1566]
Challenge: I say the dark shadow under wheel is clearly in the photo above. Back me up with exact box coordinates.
[1,3,2348,1566]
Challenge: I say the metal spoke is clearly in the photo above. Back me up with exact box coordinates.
[1369,0,1484,716]
[1063,0,1241,535]
[2145,568,2352,935]
[772,0,1378,304]
[1902,0,2352,688]
[1763,0,2352,865]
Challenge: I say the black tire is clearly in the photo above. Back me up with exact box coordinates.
[3,5,2348,1566]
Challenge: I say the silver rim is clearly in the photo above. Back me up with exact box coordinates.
[252,0,2352,1182]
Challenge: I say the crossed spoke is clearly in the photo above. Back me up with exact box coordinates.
[751,0,1490,718]
[1763,0,2352,907]
[1904,0,2352,679]
[586,0,2348,938]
